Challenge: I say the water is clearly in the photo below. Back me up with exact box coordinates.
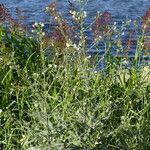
[1,0,150,24]
[1,0,150,64]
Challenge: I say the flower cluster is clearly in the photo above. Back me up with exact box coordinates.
[31,22,45,36]
[45,1,62,24]
[69,10,87,23]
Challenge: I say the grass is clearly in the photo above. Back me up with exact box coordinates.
[0,1,150,149]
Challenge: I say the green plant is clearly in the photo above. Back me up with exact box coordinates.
[0,1,150,150]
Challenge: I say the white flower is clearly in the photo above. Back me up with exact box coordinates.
[70,10,76,16]
[122,32,125,36]
[40,23,44,27]
[45,7,49,11]
[113,26,117,30]
[34,22,38,26]
[126,19,132,24]
[115,35,118,38]
[73,43,77,48]
[122,59,129,65]
[83,11,87,18]
[55,16,58,20]
[97,11,100,14]
[99,35,102,39]
[121,116,125,121]
[95,141,99,145]
[87,55,91,59]
[64,69,67,72]
[66,42,70,48]
[48,64,53,68]
[32,24,35,28]
[0,109,2,114]
[54,65,57,68]
[42,32,45,36]
[34,103,38,108]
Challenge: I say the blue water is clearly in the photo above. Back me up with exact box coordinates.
[1,0,150,24]
[1,0,150,64]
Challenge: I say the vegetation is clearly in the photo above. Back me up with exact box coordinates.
[0,1,150,149]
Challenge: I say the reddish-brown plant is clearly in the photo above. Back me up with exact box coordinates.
[45,2,73,52]
[142,8,150,51]
[50,21,73,52]
[0,4,11,23]
[0,4,24,31]
[46,1,63,25]
[142,8,150,32]
[122,29,136,57]
[124,38,132,57]
[92,11,112,39]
